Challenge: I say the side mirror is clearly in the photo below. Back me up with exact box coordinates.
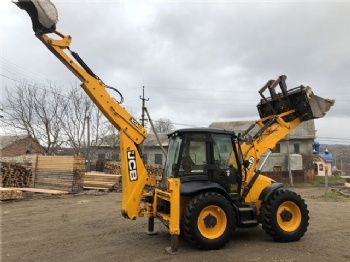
[243,160,250,169]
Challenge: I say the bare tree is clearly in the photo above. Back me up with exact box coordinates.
[61,84,112,158]
[151,118,175,134]
[61,84,93,156]
[1,81,68,154]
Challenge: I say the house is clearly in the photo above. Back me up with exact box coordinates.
[312,141,334,176]
[142,133,168,165]
[89,133,169,170]
[209,120,316,173]
[0,135,45,157]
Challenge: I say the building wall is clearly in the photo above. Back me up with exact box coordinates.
[89,145,168,168]
[313,159,332,176]
[0,137,45,157]
[144,146,167,165]
[262,138,314,172]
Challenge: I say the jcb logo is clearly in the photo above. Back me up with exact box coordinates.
[246,156,255,171]
[130,117,141,129]
[127,150,138,181]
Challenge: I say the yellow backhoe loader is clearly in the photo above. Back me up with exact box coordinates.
[14,0,335,253]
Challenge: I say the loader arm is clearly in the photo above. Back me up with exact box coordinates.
[235,76,334,210]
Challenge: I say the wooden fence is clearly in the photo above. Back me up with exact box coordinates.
[263,169,314,184]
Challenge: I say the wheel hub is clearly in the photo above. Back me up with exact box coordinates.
[280,208,293,222]
[203,213,217,228]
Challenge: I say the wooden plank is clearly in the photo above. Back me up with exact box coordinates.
[3,187,69,195]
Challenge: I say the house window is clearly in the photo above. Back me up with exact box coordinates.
[319,164,324,171]
[273,166,282,172]
[271,144,280,153]
[155,154,162,165]
[294,144,300,154]
[98,153,105,160]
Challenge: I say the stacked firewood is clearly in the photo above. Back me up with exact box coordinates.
[104,161,122,175]
[104,161,163,180]
[145,164,163,182]
[0,162,33,188]
[0,188,23,200]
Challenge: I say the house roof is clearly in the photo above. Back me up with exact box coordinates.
[0,135,29,150]
[316,149,334,163]
[143,133,168,147]
[92,133,169,148]
[209,119,316,140]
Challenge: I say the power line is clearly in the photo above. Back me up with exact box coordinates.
[317,136,350,141]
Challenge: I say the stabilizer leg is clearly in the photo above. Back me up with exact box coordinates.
[146,215,158,235]
[165,234,179,255]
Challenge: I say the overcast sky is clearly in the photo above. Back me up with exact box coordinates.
[1,0,349,145]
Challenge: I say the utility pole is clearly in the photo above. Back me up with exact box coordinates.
[286,135,293,187]
[86,116,91,172]
[140,86,149,127]
[140,86,149,161]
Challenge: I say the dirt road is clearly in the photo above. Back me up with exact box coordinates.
[1,187,349,262]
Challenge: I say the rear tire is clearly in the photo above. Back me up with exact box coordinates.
[260,189,309,242]
[182,192,235,250]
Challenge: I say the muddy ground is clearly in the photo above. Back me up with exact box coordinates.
[1,187,349,262]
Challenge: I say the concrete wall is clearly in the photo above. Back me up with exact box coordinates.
[262,138,314,172]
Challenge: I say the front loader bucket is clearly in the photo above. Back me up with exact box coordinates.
[257,75,335,122]
[307,92,335,119]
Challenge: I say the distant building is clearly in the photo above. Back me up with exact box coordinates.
[90,133,169,170]
[312,141,334,176]
[0,135,45,157]
[209,120,316,172]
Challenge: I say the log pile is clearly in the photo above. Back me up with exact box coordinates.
[83,162,163,191]
[104,161,163,180]
[0,162,33,188]
[34,156,85,193]
[0,187,23,200]
[83,172,121,190]
[145,164,163,182]
[104,161,122,175]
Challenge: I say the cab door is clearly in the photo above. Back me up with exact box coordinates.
[210,134,241,194]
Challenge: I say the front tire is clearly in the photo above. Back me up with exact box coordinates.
[182,192,235,250]
[260,189,309,242]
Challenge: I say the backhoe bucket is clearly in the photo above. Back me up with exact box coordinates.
[13,0,58,33]
[257,76,335,122]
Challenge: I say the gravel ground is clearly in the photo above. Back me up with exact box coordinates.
[1,187,349,262]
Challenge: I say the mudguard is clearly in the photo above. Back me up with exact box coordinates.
[258,182,284,202]
[180,180,228,197]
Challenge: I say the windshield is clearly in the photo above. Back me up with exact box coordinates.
[162,135,182,183]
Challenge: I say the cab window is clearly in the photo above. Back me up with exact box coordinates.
[179,135,207,175]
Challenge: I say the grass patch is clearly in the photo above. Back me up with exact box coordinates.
[317,191,345,199]
[297,176,346,187]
